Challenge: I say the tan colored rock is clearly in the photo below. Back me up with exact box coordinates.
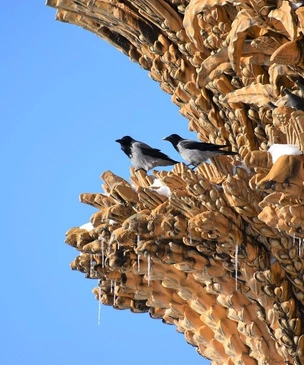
[48,0,304,364]
[257,155,304,197]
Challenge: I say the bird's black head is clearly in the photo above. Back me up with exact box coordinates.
[115,136,135,157]
[115,135,135,146]
[163,134,183,147]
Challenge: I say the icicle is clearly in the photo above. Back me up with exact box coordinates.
[90,254,93,277]
[292,234,302,257]
[101,237,105,268]
[235,244,238,290]
[147,254,151,286]
[113,281,117,305]
[188,223,193,245]
[137,234,141,272]
[137,254,141,272]
[97,283,102,325]
[117,240,120,250]
[110,279,113,293]
[298,237,302,257]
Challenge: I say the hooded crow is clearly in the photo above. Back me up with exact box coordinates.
[163,133,237,168]
[115,135,178,172]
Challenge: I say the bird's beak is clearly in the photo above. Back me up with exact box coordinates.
[162,136,168,141]
[115,139,122,143]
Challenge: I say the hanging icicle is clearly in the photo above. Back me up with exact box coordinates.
[137,234,141,272]
[147,254,151,286]
[101,237,105,268]
[298,237,302,257]
[113,281,117,305]
[235,244,238,291]
[292,234,302,257]
[137,254,141,272]
[90,254,94,278]
[188,223,193,245]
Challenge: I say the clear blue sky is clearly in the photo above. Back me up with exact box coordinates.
[1,2,209,364]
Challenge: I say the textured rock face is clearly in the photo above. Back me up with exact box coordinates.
[47,1,304,364]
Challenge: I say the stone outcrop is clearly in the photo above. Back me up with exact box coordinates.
[47,1,304,364]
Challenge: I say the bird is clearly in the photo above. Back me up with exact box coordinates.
[115,135,178,172]
[163,133,237,168]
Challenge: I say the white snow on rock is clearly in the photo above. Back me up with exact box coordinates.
[232,161,252,175]
[149,178,171,197]
[108,219,117,225]
[79,222,94,231]
[155,186,171,197]
[268,144,303,164]
[150,178,163,188]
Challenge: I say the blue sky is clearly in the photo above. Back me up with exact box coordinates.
[1,2,208,364]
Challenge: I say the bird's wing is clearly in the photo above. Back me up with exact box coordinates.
[134,141,161,152]
[133,141,177,162]
[181,140,230,151]
[140,146,174,160]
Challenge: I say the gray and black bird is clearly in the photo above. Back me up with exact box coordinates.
[115,135,178,172]
[163,134,237,168]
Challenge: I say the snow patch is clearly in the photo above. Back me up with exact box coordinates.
[150,178,163,188]
[268,144,302,164]
[80,222,94,231]
[233,161,252,175]
[149,178,171,197]
[155,186,171,197]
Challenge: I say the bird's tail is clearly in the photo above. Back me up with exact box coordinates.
[220,150,238,156]
[162,158,179,166]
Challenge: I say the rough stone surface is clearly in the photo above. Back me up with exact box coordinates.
[48,1,304,364]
